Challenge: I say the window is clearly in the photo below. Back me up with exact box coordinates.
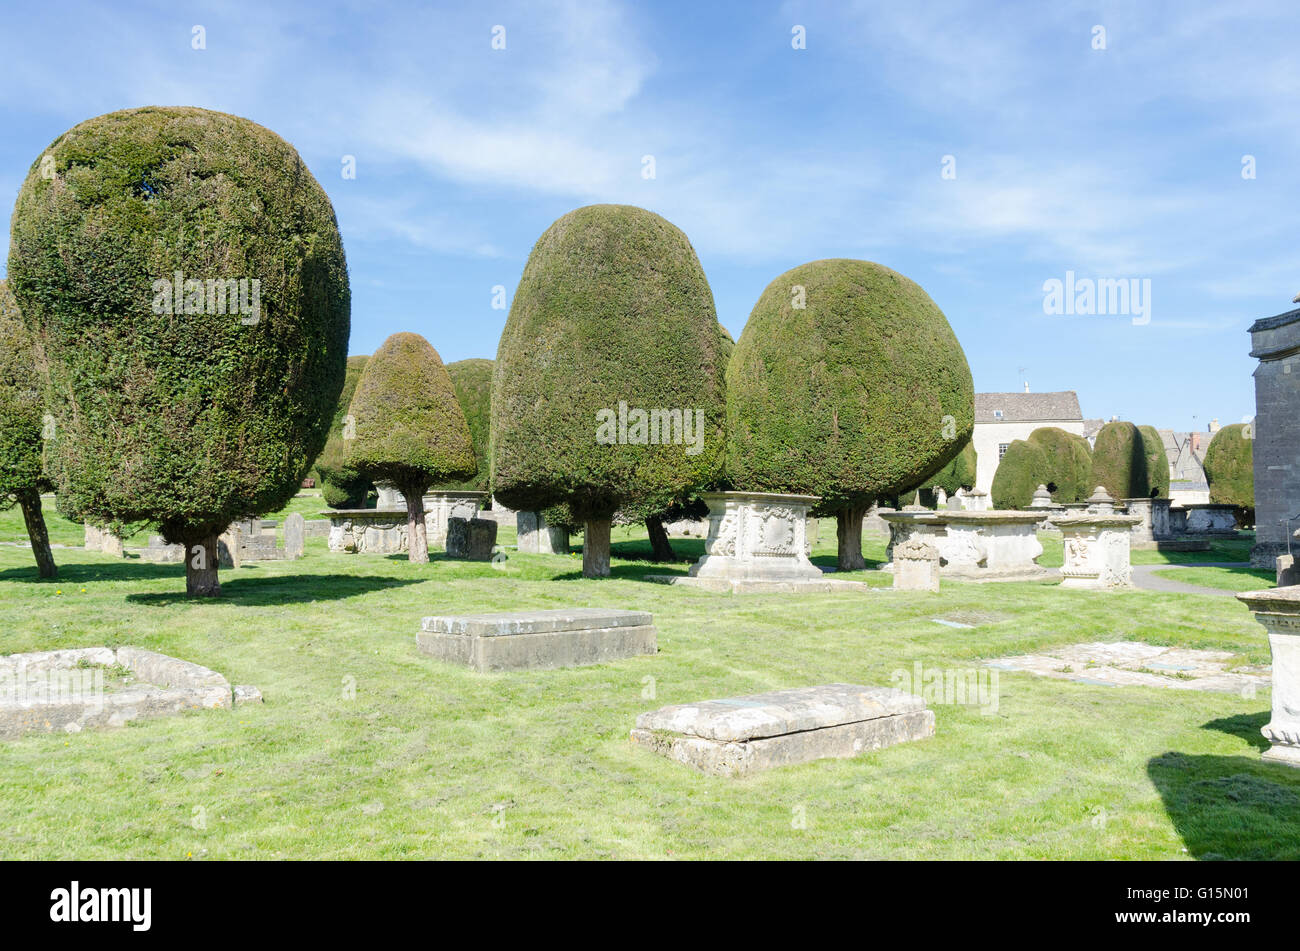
[998,443,1009,459]
[993,409,1004,419]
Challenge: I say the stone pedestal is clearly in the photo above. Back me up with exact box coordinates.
[961,489,991,512]
[1055,511,1141,589]
[422,491,486,549]
[325,510,409,554]
[1183,503,1238,536]
[446,517,497,560]
[517,511,569,554]
[893,538,939,592]
[687,491,823,583]
[631,684,934,777]
[1236,586,1300,767]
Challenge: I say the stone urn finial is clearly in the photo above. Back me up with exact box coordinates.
[1030,484,1052,508]
[1086,486,1115,513]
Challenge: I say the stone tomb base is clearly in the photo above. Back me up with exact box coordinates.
[0,647,261,740]
[416,608,657,672]
[631,684,934,777]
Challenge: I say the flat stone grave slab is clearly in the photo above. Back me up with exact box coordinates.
[416,608,657,672]
[645,574,872,594]
[985,641,1268,694]
[0,647,261,740]
[631,683,934,777]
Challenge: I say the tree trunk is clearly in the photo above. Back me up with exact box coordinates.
[185,534,221,597]
[836,504,868,571]
[17,488,57,579]
[406,491,429,564]
[645,516,677,562]
[583,517,611,578]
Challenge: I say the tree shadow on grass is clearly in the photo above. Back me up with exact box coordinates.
[551,562,687,583]
[125,573,423,606]
[1203,711,1271,752]
[0,559,189,584]
[1147,751,1300,859]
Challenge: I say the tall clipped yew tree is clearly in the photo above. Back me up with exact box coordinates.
[727,259,973,570]
[0,281,56,578]
[345,333,476,563]
[443,358,493,493]
[492,204,727,577]
[8,107,350,596]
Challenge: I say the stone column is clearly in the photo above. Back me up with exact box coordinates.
[1055,511,1141,589]
[1236,586,1300,766]
[687,492,823,582]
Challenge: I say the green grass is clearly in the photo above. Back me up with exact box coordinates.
[1151,565,1276,593]
[0,509,1293,859]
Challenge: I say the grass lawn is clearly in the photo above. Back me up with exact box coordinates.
[1151,565,1277,593]
[0,505,1293,859]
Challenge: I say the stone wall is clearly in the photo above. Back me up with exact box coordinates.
[1248,306,1300,568]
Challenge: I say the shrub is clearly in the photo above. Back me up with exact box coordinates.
[1138,425,1171,497]
[1090,421,1153,500]
[926,440,977,497]
[491,204,727,577]
[8,107,350,596]
[0,281,56,577]
[990,439,1051,509]
[443,358,493,493]
[1204,423,1254,524]
[316,355,371,508]
[727,259,973,569]
[345,333,476,562]
[1026,427,1092,502]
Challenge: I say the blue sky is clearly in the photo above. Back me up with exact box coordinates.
[1,0,1294,432]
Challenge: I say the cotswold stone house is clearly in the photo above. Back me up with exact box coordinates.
[973,390,1085,493]
[1248,305,1300,568]
[1156,426,1215,506]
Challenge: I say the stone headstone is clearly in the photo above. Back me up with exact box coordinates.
[446,517,497,560]
[1279,554,1299,588]
[284,512,305,559]
[631,684,935,777]
[934,486,948,508]
[893,537,940,592]
[83,523,101,551]
[517,511,569,554]
[417,608,657,672]
[100,530,124,558]
[374,481,405,511]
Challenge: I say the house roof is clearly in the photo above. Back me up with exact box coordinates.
[975,391,1083,424]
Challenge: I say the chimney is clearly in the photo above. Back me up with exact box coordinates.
[1191,432,1201,452]
[1208,418,1220,433]
[1023,381,1030,393]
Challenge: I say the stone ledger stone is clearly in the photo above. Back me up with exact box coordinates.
[446,517,498,560]
[1237,586,1300,766]
[631,684,935,776]
[417,608,658,672]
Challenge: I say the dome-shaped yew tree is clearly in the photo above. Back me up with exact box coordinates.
[1204,422,1254,524]
[7,107,350,595]
[491,204,727,577]
[727,259,973,569]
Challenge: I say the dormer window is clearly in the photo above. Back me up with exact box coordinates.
[993,410,1004,419]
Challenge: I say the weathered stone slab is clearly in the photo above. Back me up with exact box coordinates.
[1183,503,1238,537]
[0,647,251,740]
[138,536,186,564]
[1279,554,1299,588]
[417,608,657,672]
[986,641,1269,695]
[517,511,569,554]
[445,517,497,560]
[302,519,331,539]
[283,512,305,559]
[644,575,872,594]
[631,684,934,776]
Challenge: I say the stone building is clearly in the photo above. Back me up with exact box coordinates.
[973,389,1085,493]
[1156,426,1215,507]
[1249,305,1300,568]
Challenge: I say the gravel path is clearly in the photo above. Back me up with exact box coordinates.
[1130,562,1254,597]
